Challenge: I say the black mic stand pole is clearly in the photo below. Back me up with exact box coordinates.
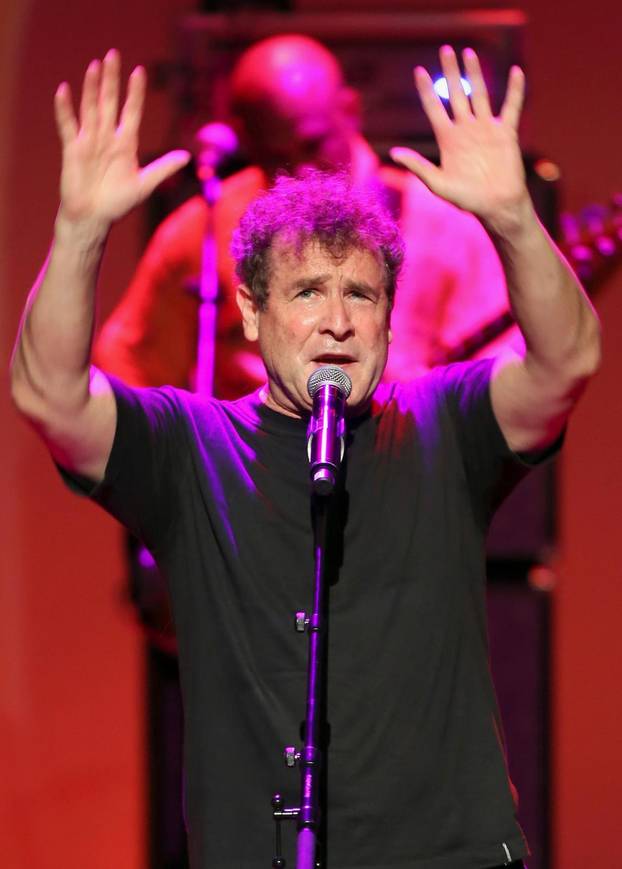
[272,494,330,869]
[296,492,329,869]
[273,371,350,869]
[195,168,221,396]
[194,122,238,395]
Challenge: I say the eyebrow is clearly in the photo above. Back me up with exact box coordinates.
[291,274,331,290]
[291,275,382,295]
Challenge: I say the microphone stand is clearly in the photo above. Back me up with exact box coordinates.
[272,495,331,869]
[195,172,220,395]
[297,493,329,869]
[193,121,238,395]
[272,370,350,867]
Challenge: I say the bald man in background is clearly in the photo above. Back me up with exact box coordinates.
[94,33,514,396]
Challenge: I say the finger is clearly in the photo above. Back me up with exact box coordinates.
[79,59,101,136]
[500,66,525,129]
[98,49,121,136]
[413,66,452,137]
[462,47,492,118]
[118,65,147,141]
[440,45,470,120]
[390,146,445,197]
[137,150,192,201]
[54,82,78,144]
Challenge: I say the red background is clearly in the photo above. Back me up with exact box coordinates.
[1,2,620,866]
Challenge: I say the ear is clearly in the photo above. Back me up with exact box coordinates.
[388,327,393,345]
[236,284,260,342]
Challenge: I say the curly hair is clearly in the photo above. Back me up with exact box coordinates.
[231,170,404,310]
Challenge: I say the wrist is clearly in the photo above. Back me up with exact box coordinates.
[480,194,538,242]
[54,208,111,251]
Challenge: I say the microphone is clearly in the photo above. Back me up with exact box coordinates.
[306,366,352,495]
[193,122,239,204]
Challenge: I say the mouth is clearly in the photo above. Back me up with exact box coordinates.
[311,354,357,368]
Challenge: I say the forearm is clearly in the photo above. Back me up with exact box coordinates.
[394,45,600,451]
[484,196,602,384]
[11,51,189,479]
[11,212,110,419]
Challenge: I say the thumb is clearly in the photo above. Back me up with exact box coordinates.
[138,149,191,201]
[390,146,444,196]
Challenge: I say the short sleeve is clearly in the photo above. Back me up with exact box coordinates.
[438,359,556,527]
[61,376,189,553]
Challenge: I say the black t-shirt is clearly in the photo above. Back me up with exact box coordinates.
[80,359,533,869]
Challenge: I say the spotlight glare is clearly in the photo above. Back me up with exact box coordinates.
[433,76,472,100]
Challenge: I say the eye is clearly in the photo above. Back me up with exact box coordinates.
[296,287,317,299]
[348,288,373,302]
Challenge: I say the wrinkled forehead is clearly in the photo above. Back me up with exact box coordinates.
[266,234,387,287]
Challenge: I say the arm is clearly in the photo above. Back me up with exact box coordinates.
[391,46,601,453]
[10,50,190,481]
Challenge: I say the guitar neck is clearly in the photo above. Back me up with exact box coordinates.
[431,310,516,366]
[431,202,621,366]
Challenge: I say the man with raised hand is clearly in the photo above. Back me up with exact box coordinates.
[11,51,188,481]
[393,46,600,458]
[93,34,514,397]
[11,46,599,869]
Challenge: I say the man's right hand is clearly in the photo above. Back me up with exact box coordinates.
[54,49,189,236]
[11,50,190,484]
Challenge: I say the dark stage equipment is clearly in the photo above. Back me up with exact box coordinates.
[488,575,552,869]
[153,10,525,161]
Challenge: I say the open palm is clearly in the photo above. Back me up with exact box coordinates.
[392,46,527,226]
[54,50,189,228]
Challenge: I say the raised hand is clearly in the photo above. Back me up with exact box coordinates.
[391,46,528,231]
[54,50,189,232]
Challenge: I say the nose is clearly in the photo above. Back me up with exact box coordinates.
[319,293,354,341]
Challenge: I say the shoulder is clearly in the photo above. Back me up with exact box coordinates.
[159,387,267,447]
[153,195,208,249]
[435,358,495,395]
[379,358,493,395]
[220,165,267,200]
[111,377,264,432]
[148,166,267,252]
[375,360,495,420]
[108,376,189,430]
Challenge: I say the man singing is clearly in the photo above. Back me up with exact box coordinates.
[11,46,600,868]
[94,34,514,396]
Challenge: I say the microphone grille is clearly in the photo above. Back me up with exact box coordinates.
[307,366,353,399]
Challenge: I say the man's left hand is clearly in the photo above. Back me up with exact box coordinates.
[391,45,529,233]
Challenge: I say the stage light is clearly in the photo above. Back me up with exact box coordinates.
[433,76,472,100]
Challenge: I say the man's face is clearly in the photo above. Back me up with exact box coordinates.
[237,239,392,417]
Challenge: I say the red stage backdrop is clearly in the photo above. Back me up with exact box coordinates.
[1,2,620,867]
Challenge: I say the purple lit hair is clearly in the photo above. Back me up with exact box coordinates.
[231,170,404,310]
